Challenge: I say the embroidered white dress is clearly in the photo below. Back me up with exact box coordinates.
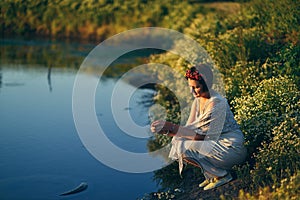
[169,91,247,178]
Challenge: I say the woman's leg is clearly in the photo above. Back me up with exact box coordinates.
[183,149,228,178]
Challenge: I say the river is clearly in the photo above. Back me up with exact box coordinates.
[0,38,160,200]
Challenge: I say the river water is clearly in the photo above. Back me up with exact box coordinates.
[0,38,160,199]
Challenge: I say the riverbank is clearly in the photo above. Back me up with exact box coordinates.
[138,166,251,200]
[0,0,207,42]
[1,1,241,43]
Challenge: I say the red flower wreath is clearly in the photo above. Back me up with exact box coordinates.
[185,69,203,81]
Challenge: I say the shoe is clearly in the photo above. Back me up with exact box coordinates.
[203,173,232,190]
[199,179,210,188]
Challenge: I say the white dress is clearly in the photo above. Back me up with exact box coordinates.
[169,91,247,178]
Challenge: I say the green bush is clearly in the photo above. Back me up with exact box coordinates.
[249,0,300,45]
[252,116,300,187]
[225,44,300,99]
[233,76,299,156]
[238,172,300,200]
[233,75,299,195]
[0,0,204,40]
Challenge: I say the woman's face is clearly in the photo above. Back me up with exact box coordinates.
[188,79,203,98]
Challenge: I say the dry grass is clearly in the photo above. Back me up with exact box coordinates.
[201,2,241,14]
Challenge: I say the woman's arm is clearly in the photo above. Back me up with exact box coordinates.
[150,120,206,140]
[150,98,226,141]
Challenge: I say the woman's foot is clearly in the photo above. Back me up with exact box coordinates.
[199,179,210,188]
[203,173,233,190]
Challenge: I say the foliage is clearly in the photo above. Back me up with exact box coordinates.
[252,116,300,187]
[0,0,204,41]
[184,0,300,77]
[250,0,300,46]
[233,76,299,155]
[238,172,300,200]
[144,0,300,197]
[224,44,300,103]
[146,52,193,150]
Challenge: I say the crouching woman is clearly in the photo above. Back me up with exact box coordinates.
[150,64,247,190]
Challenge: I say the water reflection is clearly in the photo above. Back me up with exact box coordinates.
[0,66,2,89]
[47,65,52,92]
[0,38,92,69]
[0,38,163,199]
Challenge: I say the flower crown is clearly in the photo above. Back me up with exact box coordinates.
[185,69,203,81]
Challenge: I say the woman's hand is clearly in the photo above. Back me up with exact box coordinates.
[150,120,177,136]
[150,120,167,133]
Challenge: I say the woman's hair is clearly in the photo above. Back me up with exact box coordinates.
[185,64,213,92]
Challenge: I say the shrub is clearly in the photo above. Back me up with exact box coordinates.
[252,116,300,187]
[238,172,300,200]
[233,76,299,156]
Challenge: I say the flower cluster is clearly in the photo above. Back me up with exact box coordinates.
[185,69,202,81]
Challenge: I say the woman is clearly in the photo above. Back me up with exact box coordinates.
[150,64,247,190]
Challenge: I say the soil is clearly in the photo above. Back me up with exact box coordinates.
[175,179,248,200]
[141,168,252,200]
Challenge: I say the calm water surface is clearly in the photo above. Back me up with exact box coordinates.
[0,38,159,199]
